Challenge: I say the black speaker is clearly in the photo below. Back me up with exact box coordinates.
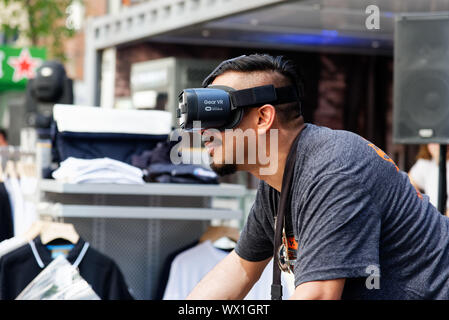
[393,13,449,144]
[25,60,73,129]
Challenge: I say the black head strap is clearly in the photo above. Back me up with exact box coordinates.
[230,85,299,109]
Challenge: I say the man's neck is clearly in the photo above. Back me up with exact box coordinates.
[248,124,305,192]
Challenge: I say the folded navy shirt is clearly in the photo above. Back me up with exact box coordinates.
[132,140,219,184]
[146,163,219,184]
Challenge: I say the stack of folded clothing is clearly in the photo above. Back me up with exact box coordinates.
[52,157,144,184]
[145,163,219,184]
[131,141,219,185]
[51,105,171,166]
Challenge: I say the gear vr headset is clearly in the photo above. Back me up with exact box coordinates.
[177,55,301,131]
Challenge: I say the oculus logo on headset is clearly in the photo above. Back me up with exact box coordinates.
[204,106,224,112]
[204,99,224,112]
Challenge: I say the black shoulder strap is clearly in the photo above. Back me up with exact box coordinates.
[271,128,303,300]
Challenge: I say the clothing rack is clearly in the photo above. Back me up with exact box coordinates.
[0,146,36,157]
[0,147,36,171]
[37,179,251,300]
[0,146,39,246]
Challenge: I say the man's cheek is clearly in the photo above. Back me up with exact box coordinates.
[212,144,225,164]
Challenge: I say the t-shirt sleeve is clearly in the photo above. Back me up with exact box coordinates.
[408,159,428,190]
[294,173,381,287]
[234,184,275,262]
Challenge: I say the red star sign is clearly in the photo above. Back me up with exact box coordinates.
[7,48,42,82]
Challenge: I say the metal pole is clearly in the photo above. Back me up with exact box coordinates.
[438,144,447,215]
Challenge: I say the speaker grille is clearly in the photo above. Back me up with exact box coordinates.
[394,14,449,144]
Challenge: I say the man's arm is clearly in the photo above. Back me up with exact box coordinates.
[186,250,271,300]
[289,279,345,300]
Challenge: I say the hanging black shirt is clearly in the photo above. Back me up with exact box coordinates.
[0,236,134,300]
[0,182,13,242]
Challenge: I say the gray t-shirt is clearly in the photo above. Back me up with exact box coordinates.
[235,123,449,299]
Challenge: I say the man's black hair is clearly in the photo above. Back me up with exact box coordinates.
[203,53,304,125]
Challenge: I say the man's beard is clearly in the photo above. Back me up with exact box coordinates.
[209,162,238,177]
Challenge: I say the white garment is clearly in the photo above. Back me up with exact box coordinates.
[163,241,294,300]
[4,177,38,237]
[0,235,27,259]
[409,159,449,209]
[53,104,172,136]
[20,177,38,235]
[52,157,144,184]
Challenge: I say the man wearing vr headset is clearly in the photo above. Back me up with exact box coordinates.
[182,54,449,300]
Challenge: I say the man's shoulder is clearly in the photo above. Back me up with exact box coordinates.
[299,124,366,154]
[296,124,370,173]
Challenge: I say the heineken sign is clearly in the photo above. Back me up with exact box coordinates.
[0,46,47,91]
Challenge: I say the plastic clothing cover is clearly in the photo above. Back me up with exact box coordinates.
[15,255,100,300]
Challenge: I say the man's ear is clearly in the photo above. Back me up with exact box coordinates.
[256,104,276,135]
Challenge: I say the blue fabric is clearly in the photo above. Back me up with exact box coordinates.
[131,141,178,169]
[131,140,218,185]
[146,163,219,184]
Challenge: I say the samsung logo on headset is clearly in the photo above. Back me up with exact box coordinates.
[204,99,224,105]
[204,99,224,112]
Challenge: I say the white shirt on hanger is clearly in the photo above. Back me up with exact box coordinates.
[409,159,449,209]
[5,177,25,236]
[4,177,38,237]
[163,240,294,300]
[20,176,38,235]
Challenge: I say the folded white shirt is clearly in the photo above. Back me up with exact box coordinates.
[52,157,144,184]
[53,104,172,136]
